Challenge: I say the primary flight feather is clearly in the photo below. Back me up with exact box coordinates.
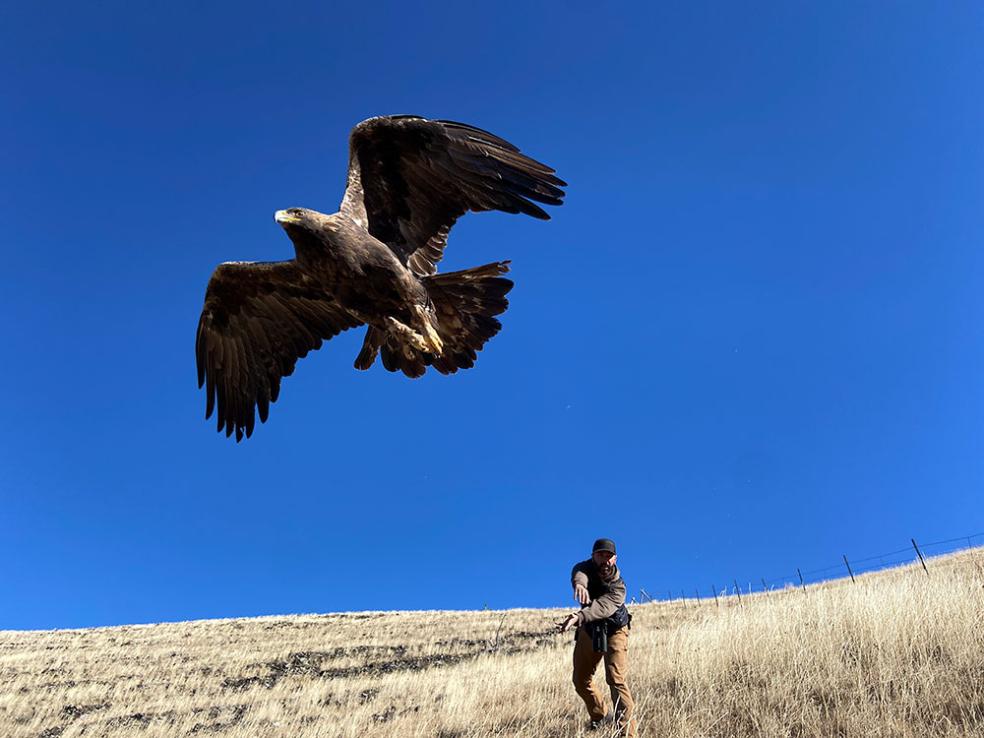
[195,115,566,441]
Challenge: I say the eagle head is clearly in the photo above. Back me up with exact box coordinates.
[274,207,325,230]
[274,208,340,258]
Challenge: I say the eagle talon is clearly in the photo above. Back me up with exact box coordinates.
[384,317,430,352]
[414,305,445,355]
[421,321,444,355]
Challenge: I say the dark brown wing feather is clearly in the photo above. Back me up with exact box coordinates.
[339,116,566,276]
[195,261,362,441]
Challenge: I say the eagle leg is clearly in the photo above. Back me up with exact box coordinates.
[384,316,432,353]
[412,304,444,354]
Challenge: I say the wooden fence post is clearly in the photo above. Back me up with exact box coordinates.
[843,554,856,584]
[733,579,742,607]
[712,585,719,608]
[797,568,806,593]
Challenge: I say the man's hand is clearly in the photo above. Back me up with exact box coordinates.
[556,612,580,633]
[573,583,590,605]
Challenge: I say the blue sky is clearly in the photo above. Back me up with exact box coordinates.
[1,2,982,629]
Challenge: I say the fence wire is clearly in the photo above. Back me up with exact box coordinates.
[637,531,984,604]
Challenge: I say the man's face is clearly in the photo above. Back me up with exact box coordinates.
[592,550,617,575]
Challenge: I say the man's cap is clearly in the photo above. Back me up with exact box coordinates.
[592,538,617,554]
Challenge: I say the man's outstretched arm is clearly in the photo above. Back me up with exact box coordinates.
[571,563,590,605]
[575,577,625,625]
[557,562,592,632]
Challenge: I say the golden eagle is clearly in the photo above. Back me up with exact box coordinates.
[195,115,566,441]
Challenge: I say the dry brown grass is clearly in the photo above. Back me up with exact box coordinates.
[2,549,983,738]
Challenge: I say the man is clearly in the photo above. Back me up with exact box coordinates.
[557,538,636,736]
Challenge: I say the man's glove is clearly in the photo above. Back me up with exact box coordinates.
[573,583,590,605]
[556,612,580,633]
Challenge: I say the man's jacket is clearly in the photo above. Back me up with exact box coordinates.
[571,559,631,631]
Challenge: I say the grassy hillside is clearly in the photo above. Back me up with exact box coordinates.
[2,550,982,738]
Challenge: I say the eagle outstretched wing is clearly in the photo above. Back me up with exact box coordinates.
[195,261,362,441]
[339,115,566,277]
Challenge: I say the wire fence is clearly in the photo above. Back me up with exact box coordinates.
[635,531,984,606]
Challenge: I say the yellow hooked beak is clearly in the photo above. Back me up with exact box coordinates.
[274,210,301,225]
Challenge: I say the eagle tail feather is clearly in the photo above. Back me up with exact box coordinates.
[357,261,513,378]
[423,261,514,376]
[354,326,383,371]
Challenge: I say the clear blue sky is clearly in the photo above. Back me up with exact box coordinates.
[2,2,982,630]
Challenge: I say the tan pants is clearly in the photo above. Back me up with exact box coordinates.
[572,625,636,736]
